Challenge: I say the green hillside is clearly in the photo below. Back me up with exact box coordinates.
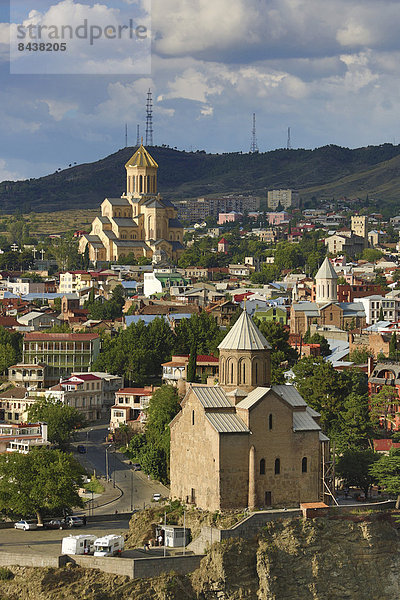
[1,143,400,214]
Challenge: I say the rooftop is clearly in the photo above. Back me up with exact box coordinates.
[218,310,271,351]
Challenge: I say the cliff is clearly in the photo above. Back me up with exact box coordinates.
[0,516,399,599]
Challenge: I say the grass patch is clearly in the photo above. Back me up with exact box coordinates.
[0,568,14,580]
[84,476,104,495]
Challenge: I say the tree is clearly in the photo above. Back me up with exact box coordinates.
[370,448,400,508]
[349,348,373,363]
[187,344,197,383]
[0,448,84,524]
[370,386,399,431]
[28,398,86,447]
[334,393,374,452]
[389,332,397,359]
[137,386,181,483]
[362,248,383,262]
[378,306,384,321]
[306,332,331,357]
[336,449,379,498]
[255,320,298,384]
[173,313,223,356]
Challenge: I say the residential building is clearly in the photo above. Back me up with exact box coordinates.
[351,215,368,248]
[324,232,365,257]
[162,354,219,390]
[253,306,288,325]
[0,422,49,454]
[218,212,243,225]
[174,195,260,222]
[0,387,37,422]
[143,270,188,297]
[79,143,184,263]
[110,386,155,431]
[8,363,48,390]
[217,238,229,253]
[45,373,105,421]
[267,189,299,210]
[266,211,290,225]
[22,333,101,386]
[369,362,400,430]
[17,311,61,331]
[170,311,329,511]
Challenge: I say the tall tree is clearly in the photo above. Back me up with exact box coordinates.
[0,448,84,524]
[389,332,397,359]
[28,398,86,447]
[187,344,198,383]
[370,448,400,508]
[336,449,379,498]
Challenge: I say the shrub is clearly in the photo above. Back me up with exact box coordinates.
[0,567,14,580]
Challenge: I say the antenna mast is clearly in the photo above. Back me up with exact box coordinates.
[250,113,258,153]
[145,89,153,146]
[136,124,140,146]
[287,126,292,150]
[125,123,128,148]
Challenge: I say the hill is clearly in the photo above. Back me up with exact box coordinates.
[1,143,400,214]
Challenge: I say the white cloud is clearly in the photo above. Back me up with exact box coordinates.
[0,159,22,182]
[41,99,78,121]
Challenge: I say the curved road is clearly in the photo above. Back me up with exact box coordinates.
[72,424,169,515]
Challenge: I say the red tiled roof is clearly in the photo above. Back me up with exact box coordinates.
[24,333,99,341]
[0,316,19,327]
[116,388,153,395]
[373,439,400,452]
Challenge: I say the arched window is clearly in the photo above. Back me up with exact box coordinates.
[260,459,265,475]
[192,410,195,426]
[230,361,234,383]
[139,175,143,193]
[302,457,308,473]
[242,361,246,384]
[268,414,273,430]
[274,458,280,475]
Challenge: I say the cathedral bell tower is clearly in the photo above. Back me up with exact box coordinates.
[218,310,271,399]
[125,140,158,199]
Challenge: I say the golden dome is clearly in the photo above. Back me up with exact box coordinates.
[125,142,158,169]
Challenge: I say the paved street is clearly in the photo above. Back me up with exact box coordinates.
[0,518,131,556]
[72,424,169,515]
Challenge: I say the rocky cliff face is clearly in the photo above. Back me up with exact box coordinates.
[0,517,399,599]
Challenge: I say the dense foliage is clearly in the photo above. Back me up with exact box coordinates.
[0,448,84,523]
[28,398,86,447]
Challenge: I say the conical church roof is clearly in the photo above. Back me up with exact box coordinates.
[315,257,338,280]
[218,310,271,351]
[125,143,158,169]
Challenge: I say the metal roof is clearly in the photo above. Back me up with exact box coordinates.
[293,411,321,432]
[191,386,232,408]
[319,431,329,442]
[306,406,321,418]
[103,197,130,206]
[205,412,250,434]
[125,144,158,169]
[272,385,307,407]
[236,387,270,409]
[218,310,271,351]
[315,257,338,281]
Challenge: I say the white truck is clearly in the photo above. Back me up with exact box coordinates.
[61,534,97,555]
[93,534,124,557]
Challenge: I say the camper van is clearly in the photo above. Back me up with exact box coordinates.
[93,534,124,557]
[61,535,97,555]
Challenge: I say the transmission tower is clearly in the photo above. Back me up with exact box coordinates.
[145,89,153,146]
[136,124,140,146]
[287,126,292,150]
[250,113,258,153]
[125,123,128,148]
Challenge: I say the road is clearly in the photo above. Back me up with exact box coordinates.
[72,424,169,515]
[0,518,131,556]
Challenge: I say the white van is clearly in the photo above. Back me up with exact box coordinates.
[93,534,124,557]
[62,534,97,555]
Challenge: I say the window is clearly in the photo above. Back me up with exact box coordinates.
[268,414,273,430]
[260,459,265,475]
[192,410,195,426]
[302,457,308,473]
[274,458,280,475]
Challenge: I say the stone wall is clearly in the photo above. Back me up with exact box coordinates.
[0,552,67,568]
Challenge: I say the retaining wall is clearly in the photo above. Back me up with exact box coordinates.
[0,552,67,568]
[68,554,204,579]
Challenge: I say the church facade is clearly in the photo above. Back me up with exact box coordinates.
[79,144,184,263]
[169,311,329,511]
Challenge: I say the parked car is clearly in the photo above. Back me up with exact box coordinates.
[152,493,161,502]
[77,445,86,454]
[14,520,38,531]
[44,519,68,530]
[132,463,141,471]
[66,515,85,528]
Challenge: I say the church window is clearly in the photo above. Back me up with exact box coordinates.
[242,362,246,384]
[302,457,308,473]
[268,413,273,430]
[230,361,234,384]
[274,458,280,475]
[260,459,265,475]
[192,410,195,426]
[139,175,143,193]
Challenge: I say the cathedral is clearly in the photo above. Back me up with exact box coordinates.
[170,311,330,511]
[79,143,184,263]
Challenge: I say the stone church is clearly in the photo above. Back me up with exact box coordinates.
[170,311,329,511]
[79,143,184,263]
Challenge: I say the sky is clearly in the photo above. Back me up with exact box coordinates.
[1,0,400,182]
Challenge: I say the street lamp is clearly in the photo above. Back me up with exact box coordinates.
[105,445,112,482]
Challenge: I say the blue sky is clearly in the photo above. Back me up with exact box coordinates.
[1,0,400,182]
